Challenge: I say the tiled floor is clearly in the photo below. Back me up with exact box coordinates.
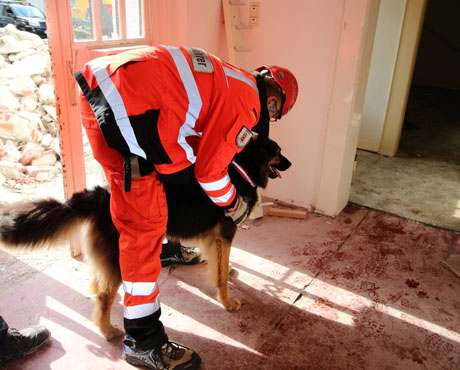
[1,205,460,370]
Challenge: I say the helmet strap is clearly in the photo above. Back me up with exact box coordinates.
[251,71,270,139]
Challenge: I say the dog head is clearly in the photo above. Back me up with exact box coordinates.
[232,137,291,189]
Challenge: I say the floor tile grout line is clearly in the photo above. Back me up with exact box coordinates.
[256,209,370,352]
[294,209,370,302]
[335,210,369,253]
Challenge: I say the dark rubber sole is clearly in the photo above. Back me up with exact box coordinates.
[124,351,202,369]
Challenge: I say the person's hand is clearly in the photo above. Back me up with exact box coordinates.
[225,195,250,225]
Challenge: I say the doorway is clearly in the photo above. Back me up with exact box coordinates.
[351,0,460,231]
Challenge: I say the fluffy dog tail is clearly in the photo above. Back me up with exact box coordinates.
[0,186,110,250]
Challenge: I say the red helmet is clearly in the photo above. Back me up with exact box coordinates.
[257,65,299,118]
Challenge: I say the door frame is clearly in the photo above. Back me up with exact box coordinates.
[379,0,427,156]
[46,0,86,200]
[315,0,380,216]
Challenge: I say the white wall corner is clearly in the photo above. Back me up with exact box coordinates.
[315,0,371,216]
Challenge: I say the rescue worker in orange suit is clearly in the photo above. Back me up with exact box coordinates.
[75,45,298,369]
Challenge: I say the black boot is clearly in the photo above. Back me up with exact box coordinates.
[0,326,51,364]
[123,336,201,369]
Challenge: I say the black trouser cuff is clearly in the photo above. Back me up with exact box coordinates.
[124,309,168,350]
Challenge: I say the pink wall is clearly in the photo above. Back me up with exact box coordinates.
[245,1,345,208]
[155,1,229,57]
[155,0,359,209]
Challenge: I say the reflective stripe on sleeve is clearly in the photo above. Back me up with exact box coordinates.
[163,46,202,164]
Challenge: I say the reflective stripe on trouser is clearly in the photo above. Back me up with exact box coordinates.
[80,96,168,349]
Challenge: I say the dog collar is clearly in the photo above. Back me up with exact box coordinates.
[231,160,256,188]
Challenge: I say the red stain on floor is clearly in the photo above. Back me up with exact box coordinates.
[406,279,420,288]
[417,290,428,298]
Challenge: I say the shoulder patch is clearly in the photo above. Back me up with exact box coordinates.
[236,126,253,148]
[189,48,214,73]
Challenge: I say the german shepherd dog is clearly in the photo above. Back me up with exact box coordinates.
[0,137,291,340]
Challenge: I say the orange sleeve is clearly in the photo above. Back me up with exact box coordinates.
[194,106,257,208]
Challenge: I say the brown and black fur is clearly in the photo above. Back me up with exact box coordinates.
[0,137,291,340]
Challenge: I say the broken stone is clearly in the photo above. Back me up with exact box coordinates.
[52,138,61,156]
[0,160,24,180]
[0,53,48,79]
[8,49,37,63]
[35,171,53,182]
[20,142,44,165]
[0,123,14,141]
[21,96,38,111]
[8,76,37,96]
[0,86,19,110]
[0,25,58,187]
[30,127,43,144]
[38,83,55,104]
[31,151,57,166]
[20,53,50,76]
[40,133,53,148]
[14,29,43,47]
[0,34,33,55]
[39,117,58,137]
[3,140,20,162]
[31,74,44,85]
[42,113,52,123]
[17,111,41,130]
[8,114,32,142]
[24,164,58,177]
[42,105,56,121]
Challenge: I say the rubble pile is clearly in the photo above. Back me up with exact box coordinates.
[0,24,61,188]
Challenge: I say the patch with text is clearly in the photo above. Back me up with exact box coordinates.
[236,126,253,148]
[189,48,214,73]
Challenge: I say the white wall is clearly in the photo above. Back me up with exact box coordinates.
[358,0,407,152]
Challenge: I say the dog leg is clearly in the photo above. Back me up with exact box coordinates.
[93,281,124,341]
[89,278,98,295]
[214,238,241,311]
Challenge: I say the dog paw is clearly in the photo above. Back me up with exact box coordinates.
[102,325,124,341]
[222,297,241,312]
[228,266,239,279]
